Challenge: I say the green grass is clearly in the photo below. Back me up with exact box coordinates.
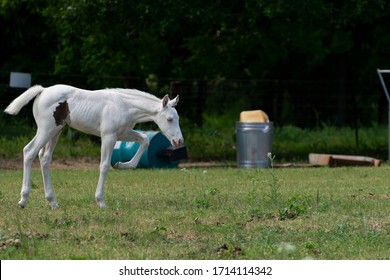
[1,166,389,260]
[0,128,101,159]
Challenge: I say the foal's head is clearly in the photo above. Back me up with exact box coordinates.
[156,95,184,147]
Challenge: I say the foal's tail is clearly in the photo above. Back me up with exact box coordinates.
[4,85,44,115]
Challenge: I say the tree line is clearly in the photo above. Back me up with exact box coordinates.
[1,0,390,126]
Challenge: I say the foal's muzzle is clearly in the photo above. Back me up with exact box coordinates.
[172,138,184,147]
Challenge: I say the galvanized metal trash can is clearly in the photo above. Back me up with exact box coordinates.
[236,122,274,168]
[111,131,187,168]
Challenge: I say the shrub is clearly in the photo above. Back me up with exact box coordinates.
[0,114,387,162]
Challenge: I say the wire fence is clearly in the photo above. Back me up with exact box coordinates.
[0,71,386,128]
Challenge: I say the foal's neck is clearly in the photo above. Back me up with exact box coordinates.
[113,89,160,112]
[113,89,161,123]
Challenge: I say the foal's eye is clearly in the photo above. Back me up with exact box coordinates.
[167,117,173,122]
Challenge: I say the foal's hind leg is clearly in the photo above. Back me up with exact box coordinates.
[39,131,62,209]
[19,128,61,208]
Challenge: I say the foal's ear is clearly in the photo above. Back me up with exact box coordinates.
[168,95,179,107]
[162,94,170,108]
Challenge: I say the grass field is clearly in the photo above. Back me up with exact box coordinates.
[0,164,390,260]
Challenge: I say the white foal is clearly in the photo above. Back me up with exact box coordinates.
[4,84,184,209]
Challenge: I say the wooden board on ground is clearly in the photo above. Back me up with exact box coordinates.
[309,153,381,167]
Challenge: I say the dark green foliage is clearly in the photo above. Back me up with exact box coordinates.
[1,0,390,127]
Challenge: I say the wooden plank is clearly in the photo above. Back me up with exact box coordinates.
[329,155,381,167]
[309,153,381,167]
[308,153,332,165]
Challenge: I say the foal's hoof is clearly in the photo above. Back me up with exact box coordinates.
[97,201,108,209]
[51,203,59,209]
[18,200,26,209]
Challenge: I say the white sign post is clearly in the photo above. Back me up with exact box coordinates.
[9,72,31,88]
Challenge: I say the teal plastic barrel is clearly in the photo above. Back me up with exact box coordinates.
[111,131,180,168]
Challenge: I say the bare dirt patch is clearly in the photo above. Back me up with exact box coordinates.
[0,157,100,170]
[0,157,234,170]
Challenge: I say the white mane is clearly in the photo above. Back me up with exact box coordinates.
[109,88,161,103]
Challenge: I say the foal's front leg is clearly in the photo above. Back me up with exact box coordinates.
[113,130,149,169]
[95,133,117,208]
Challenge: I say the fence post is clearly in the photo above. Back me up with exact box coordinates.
[377,69,390,163]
